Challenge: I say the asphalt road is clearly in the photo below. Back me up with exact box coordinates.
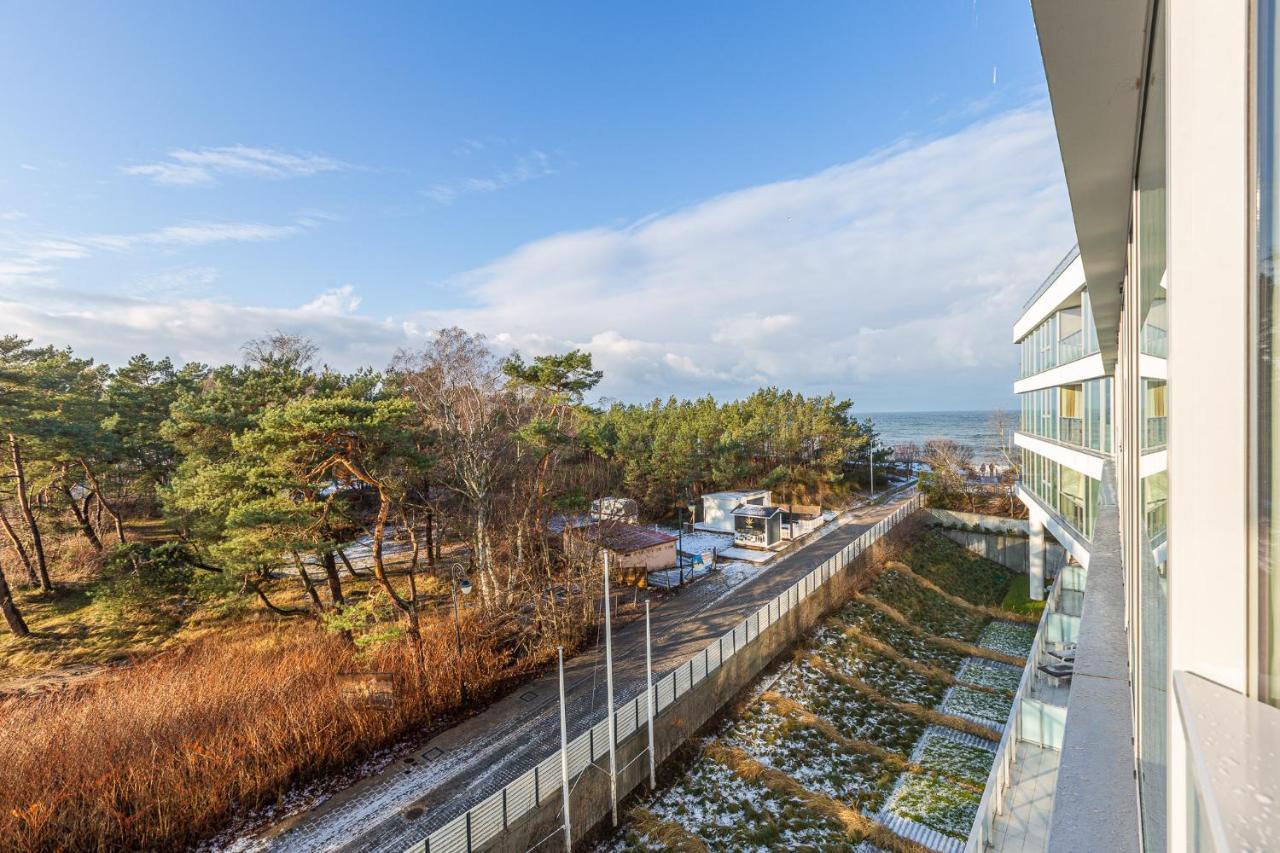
[253,487,917,853]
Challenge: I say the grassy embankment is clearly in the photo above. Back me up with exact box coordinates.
[605,530,1033,851]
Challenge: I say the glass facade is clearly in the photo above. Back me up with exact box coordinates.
[1019,376,1112,452]
[1258,0,1280,709]
[1133,6,1168,849]
[1019,447,1100,541]
[1018,290,1101,378]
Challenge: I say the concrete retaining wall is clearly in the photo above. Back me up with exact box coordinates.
[923,508,1074,576]
[486,521,912,852]
[937,529,1030,573]
[926,508,1029,535]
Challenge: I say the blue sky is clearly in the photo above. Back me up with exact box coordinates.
[0,2,1075,410]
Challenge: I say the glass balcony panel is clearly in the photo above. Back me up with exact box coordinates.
[1059,416,1084,447]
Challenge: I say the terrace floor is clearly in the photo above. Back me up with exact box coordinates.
[1024,663,1071,708]
[989,740,1059,853]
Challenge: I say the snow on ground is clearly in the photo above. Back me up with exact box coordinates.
[601,526,1015,852]
[647,528,749,590]
[976,620,1036,658]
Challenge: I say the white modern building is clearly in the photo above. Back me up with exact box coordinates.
[697,489,770,534]
[985,1,1280,851]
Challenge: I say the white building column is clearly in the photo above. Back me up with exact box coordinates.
[1029,516,1046,601]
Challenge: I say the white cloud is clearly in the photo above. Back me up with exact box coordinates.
[0,284,414,369]
[415,102,1075,407]
[300,285,362,316]
[84,220,305,251]
[424,149,556,205]
[129,265,220,299]
[0,218,312,288]
[6,103,1074,409]
[122,145,352,186]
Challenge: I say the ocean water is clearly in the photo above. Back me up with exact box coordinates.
[863,409,1012,462]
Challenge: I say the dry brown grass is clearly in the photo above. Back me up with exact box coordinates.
[807,655,1002,742]
[760,691,983,795]
[885,560,1039,625]
[704,741,930,853]
[0,612,534,852]
[856,594,1025,667]
[838,623,1012,697]
[626,806,710,852]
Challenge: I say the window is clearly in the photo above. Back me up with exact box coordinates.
[1143,297,1168,357]
[1143,379,1168,450]
[1059,304,1084,362]
[1060,384,1084,446]
[1258,0,1280,708]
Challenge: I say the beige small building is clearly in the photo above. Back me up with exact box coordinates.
[564,521,677,587]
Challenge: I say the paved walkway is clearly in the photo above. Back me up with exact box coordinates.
[250,488,918,853]
[990,741,1059,853]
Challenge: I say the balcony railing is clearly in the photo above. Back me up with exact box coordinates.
[1142,323,1168,358]
[1058,416,1084,447]
[1146,499,1168,542]
[1024,244,1082,309]
[1144,415,1167,449]
[1057,330,1084,365]
[965,568,1070,851]
[1058,492,1089,539]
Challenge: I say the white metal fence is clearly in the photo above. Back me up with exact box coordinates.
[964,565,1067,852]
[405,494,924,853]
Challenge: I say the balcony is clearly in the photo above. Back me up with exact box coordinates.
[968,563,1084,852]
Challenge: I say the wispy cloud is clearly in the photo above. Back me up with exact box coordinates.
[8,104,1073,409]
[0,218,314,287]
[122,145,353,186]
[425,149,556,205]
[84,220,306,251]
[0,283,407,369]
[415,103,1075,407]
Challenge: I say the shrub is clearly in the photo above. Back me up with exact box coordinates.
[0,613,523,852]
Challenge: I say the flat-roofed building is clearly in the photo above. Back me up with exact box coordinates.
[974,2,1280,851]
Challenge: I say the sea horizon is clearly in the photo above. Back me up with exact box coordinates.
[862,408,1012,461]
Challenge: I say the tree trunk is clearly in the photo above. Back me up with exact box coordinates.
[64,485,103,551]
[82,491,97,538]
[336,549,367,578]
[291,551,325,612]
[0,500,37,587]
[247,572,306,617]
[79,460,125,544]
[0,565,29,637]
[9,435,50,592]
[368,488,417,620]
[321,550,345,607]
[425,508,435,567]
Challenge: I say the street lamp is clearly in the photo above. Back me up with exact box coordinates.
[450,563,472,705]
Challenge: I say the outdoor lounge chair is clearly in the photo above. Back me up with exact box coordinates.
[1038,662,1074,686]
[1047,648,1077,663]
